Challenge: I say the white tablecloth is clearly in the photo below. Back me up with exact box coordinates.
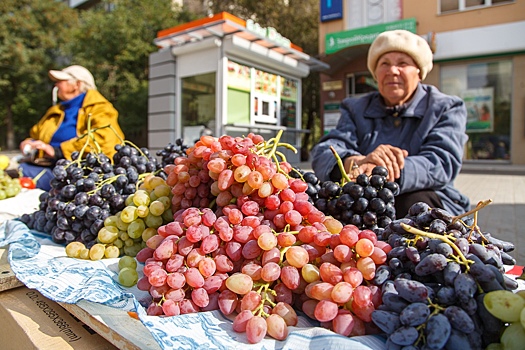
[0,219,386,350]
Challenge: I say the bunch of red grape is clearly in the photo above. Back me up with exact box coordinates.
[135,133,393,343]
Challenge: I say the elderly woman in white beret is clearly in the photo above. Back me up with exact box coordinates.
[311,30,470,218]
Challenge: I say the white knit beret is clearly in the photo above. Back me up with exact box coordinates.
[367,30,433,81]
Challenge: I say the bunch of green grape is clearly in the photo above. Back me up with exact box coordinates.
[65,175,173,260]
[117,255,139,287]
[483,289,525,350]
[65,241,119,260]
[0,169,21,200]
[99,175,173,256]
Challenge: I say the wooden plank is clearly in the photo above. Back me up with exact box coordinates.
[59,301,161,350]
[0,248,23,292]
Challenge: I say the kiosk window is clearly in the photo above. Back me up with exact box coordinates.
[181,72,216,144]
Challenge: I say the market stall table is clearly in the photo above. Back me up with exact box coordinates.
[0,218,386,350]
[3,189,523,350]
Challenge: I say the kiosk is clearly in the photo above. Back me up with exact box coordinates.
[147,12,328,163]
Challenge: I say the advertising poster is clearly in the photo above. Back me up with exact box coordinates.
[461,87,494,133]
[254,69,278,97]
[226,60,251,92]
[280,77,298,101]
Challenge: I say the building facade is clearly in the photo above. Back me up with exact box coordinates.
[318,0,525,165]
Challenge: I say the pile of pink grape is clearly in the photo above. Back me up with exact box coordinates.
[134,133,393,343]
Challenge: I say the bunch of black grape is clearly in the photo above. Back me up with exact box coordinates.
[369,201,517,349]
[20,144,162,247]
[156,138,188,168]
[292,166,399,231]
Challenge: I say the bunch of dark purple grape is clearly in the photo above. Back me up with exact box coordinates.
[20,144,162,247]
[292,166,399,231]
[370,201,517,349]
[156,138,188,168]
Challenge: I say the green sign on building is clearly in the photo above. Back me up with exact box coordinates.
[325,18,417,54]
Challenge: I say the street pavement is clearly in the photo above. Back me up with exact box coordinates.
[454,169,525,266]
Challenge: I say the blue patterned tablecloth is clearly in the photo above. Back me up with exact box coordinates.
[1,219,386,350]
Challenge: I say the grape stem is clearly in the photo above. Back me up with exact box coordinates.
[258,131,297,157]
[260,130,283,159]
[123,140,148,159]
[289,167,305,182]
[76,114,104,160]
[452,199,492,223]
[400,223,470,269]
[251,283,276,317]
[465,202,490,243]
[31,169,48,184]
[427,298,446,314]
[279,246,290,264]
[329,146,352,184]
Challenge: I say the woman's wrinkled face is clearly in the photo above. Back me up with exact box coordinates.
[375,52,420,107]
[55,79,81,101]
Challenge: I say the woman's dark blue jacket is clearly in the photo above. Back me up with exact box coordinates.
[311,83,470,216]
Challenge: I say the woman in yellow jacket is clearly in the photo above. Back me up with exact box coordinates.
[19,65,125,190]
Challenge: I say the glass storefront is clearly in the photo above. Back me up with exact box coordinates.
[181,72,216,144]
[441,60,512,161]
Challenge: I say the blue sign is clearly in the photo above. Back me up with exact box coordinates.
[320,0,343,22]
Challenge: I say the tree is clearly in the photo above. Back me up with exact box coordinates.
[68,0,197,147]
[208,0,322,160]
[0,0,78,150]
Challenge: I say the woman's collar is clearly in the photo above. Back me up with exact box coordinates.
[365,84,425,118]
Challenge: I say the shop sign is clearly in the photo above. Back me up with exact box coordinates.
[320,0,343,22]
[322,80,343,91]
[324,102,341,111]
[325,18,417,54]
[246,19,291,48]
[461,87,494,133]
[324,111,341,134]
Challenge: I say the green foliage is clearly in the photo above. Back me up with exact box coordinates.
[0,0,78,149]
[69,0,196,146]
[0,0,196,149]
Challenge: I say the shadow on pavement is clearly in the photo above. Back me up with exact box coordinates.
[471,203,525,266]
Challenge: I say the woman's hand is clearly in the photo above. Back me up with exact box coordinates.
[346,145,408,182]
[19,140,55,158]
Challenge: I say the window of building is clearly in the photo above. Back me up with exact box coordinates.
[439,0,514,14]
[441,60,512,161]
[347,72,377,97]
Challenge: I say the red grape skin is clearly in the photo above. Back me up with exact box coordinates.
[246,316,268,344]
